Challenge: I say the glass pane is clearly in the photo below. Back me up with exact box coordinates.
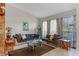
[62,16,76,48]
[50,19,57,35]
[42,21,47,37]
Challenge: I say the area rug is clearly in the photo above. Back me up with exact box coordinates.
[9,44,55,56]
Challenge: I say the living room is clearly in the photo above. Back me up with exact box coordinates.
[0,3,79,56]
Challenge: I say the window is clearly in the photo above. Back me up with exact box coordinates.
[42,21,47,37]
[50,19,57,35]
[62,16,76,48]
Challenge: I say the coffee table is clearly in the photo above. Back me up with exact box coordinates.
[27,39,43,51]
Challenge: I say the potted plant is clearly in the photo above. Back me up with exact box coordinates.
[37,25,42,35]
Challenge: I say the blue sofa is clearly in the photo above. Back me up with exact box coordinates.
[13,34,40,43]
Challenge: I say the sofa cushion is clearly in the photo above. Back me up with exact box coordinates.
[14,43,28,50]
[21,34,26,40]
[25,34,34,41]
[14,34,23,43]
[15,41,27,46]
[33,34,39,39]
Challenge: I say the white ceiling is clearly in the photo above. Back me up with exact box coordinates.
[10,3,78,18]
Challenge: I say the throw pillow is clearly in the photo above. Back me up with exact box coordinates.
[21,34,26,40]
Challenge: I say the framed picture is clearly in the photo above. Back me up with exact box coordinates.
[23,21,29,31]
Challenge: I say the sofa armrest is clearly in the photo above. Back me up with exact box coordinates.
[14,43,28,50]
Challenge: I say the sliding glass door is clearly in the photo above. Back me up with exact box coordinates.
[62,16,76,48]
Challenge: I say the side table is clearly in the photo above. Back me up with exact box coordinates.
[59,39,71,50]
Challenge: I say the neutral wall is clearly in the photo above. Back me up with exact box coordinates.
[5,4,38,35]
[40,9,76,21]
[76,6,79,55]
